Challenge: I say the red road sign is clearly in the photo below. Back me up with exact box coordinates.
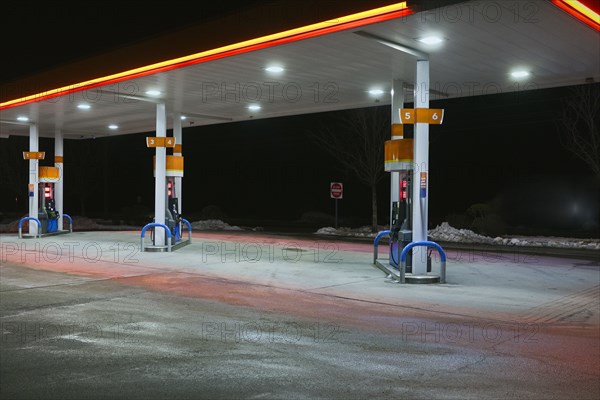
[330,182,343,199]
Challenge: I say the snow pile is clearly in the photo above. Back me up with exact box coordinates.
[315,227,337,235]
[501,236,600,250]
[315,226,384,238]
[429,222,600,250]
[191,219,243,231]
[428,222,497,244]
[315,222,600,250]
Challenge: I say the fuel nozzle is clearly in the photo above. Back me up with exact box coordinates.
[391,202,401,241]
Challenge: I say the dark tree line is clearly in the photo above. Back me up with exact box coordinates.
[311,107,389,232]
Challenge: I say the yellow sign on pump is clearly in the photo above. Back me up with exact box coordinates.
[39,166,61,182]
[384,139,414,172]
[399,108,444,124]
[153,156,184,177]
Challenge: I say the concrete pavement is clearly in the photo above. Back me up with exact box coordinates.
[1,230,598,399]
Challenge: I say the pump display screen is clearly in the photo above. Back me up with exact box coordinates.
[400,180,407,200]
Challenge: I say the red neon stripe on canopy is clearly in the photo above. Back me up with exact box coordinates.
[578,0,600,14]
[551,0,600,31]
[1,8,412,110]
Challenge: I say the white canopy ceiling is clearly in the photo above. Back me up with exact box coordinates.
[1,0,598,139]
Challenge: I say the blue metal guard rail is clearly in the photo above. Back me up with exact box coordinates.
[373,230,391,264]
[399,241,447,284]
[141,223,172,252]
[62,214,73,233]
[18,217,41,239]
[181,219,192,243]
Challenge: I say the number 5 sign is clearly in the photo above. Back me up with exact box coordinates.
[400,109,416,124]
[399,108,444,125]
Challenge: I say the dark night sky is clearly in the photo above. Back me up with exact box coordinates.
[0,1,268,81]
[1,1,597,236]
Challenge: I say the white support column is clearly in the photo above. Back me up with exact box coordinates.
[55,129,64,231]
[390,79,403,227]
[154,103,167,246]
[28,124,39,236]
[173,112,182,215]
[412,60,430,275]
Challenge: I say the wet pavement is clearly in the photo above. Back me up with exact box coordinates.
[1,231,599,399]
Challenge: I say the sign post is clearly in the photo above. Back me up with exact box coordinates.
[330,182,343,229]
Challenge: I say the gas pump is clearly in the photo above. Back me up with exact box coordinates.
[148,145,185,250]
[166,178,182,244]
[380,138,431,273]
[374,100,446,283]
[38,183,60,234]
[390,174,413,269]
[150,178,181,246]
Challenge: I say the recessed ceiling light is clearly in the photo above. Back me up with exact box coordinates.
[265,65,284,73]
[145,90,161,97]
[77,104,91,110]
[511,70,530,79]
[180,115,187,120]
[108,124,119,130]
[248,105,262,111]
[16,116,29,122]
[417,36,444,45]
[369,89,385,96]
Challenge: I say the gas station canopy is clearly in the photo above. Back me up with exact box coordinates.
[1,0,598,139]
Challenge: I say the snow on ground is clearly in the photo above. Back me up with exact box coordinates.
[316,222,600,250]
[2,215,597,250]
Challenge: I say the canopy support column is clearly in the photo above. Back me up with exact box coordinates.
[28,124,39,236]
[390,79,404,225]
[412,60,430,275]
[55,129,64,231]
[154,103,167,246]
[173,113,182,215]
